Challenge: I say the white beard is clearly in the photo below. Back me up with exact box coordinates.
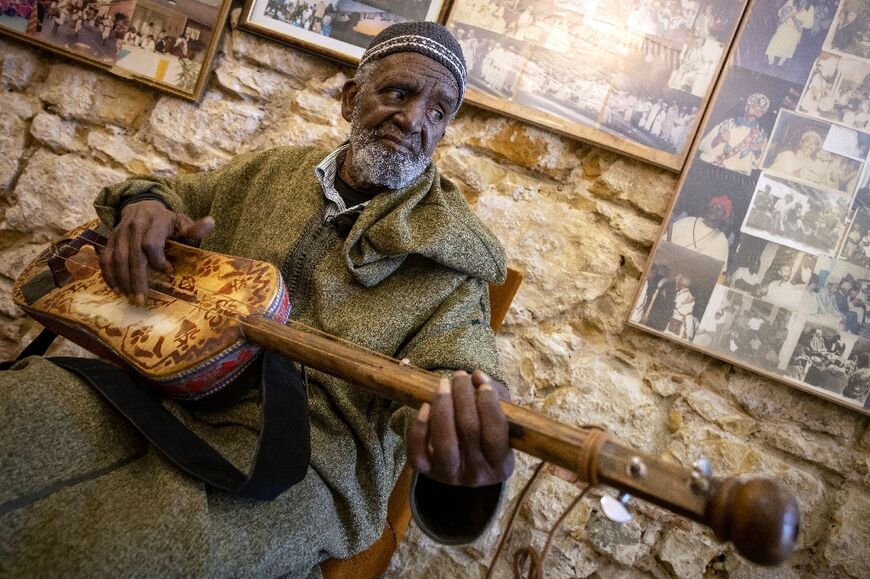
[347,108,431,189]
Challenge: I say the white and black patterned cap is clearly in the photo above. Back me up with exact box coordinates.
[358,21,467,111]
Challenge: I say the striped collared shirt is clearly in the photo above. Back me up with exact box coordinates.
[314,144,371,223]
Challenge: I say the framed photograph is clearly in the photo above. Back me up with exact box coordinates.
[629,0,870,415]
[445,0,749,172]
[0,0,231,101]
[238,0,450,65]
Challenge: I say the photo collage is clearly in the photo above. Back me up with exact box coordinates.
[446,0,747,159]
[632,0,870,411]
[0,0,226,93]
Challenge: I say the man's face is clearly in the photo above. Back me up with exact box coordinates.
[341,52,459,190]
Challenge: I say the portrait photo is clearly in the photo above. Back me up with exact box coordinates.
[724,234,817,310]
[824,0,870,60]
[742,172,851,256]
[840,207,870,269]
[734,0,839,86]
[762,110,864,193]
[0,0,230,99]
[240,0,447,63]
[797,257,870,337]
[783,320,870,405]
[798,52,870,132]
[695,66,801,176]
[693,285,792,373]
[667,163,760,274]
[630,241,723,342]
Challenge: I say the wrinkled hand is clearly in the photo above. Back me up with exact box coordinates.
[407,370,514,487]
[100,200,214,305]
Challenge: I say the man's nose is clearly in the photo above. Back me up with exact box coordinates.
[393,99,425,133]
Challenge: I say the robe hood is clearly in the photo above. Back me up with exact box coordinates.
[343,163,506,288]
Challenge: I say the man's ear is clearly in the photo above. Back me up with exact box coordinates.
[341,79,359,123]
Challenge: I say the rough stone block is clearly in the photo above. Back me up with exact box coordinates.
[229,29,341,81]
[214,55,300,100]
[30,112,87,153]
[588,155,676,218]
[595,200,662,247]
[0,241,47,280]
[759,421,855,476]
[0,40,45,90]
[5,149,127,239]
[0,88,42,120]
[825,485,870,578]
[475,193,623,321]
[725,369,860,441]
[87,130,175,175]
[149,92,264,169]
[0,110,27,191]
[585,510,648,566]
[685,388,757,437]
[38,64,154,127]
[656,526,719,579]
[540,354,664,452]
[455,115,581,180]
[667,410,827,547]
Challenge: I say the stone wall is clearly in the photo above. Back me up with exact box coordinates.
[1,17,868,578]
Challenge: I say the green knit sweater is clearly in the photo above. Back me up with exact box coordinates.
[85,146,508,568]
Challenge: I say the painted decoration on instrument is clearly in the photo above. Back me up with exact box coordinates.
[442,0,748,171]
[11,220,291,400]
[630,0,870,415]
[238,0,450,65]
[0,0,231,101]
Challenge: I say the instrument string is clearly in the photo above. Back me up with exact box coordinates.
[41,235,430,375]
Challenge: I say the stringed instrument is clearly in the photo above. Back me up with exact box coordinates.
[12,220,800,567]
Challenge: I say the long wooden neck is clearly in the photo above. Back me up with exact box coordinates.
[242,315,799,566]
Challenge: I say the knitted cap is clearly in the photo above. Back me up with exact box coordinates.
[358,21,467,110]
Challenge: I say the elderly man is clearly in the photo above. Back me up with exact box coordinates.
[0,22,513,578]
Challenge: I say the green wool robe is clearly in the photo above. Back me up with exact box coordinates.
[0,146,507,578]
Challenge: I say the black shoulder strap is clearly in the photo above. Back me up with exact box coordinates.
[49,352,310,500]
[0,328,58,370]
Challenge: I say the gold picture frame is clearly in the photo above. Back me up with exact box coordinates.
[0,0,232,101]
[629,0,870,415]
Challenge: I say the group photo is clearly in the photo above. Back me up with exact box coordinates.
[725,234,817,310]
[693,285,792,373]
[784,321,870,403]
[451,22,526,99]
[798,51,870,131]
[797,257,870,336]
[741,172,851,256]
[17,0,223,93]
[600,52,702,155]
[763,109,864,193]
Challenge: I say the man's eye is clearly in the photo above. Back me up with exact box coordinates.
[387,89,405,100]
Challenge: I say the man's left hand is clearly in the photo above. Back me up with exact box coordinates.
[406,370,514,487]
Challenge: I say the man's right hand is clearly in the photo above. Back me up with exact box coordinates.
[99,200,215,305]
